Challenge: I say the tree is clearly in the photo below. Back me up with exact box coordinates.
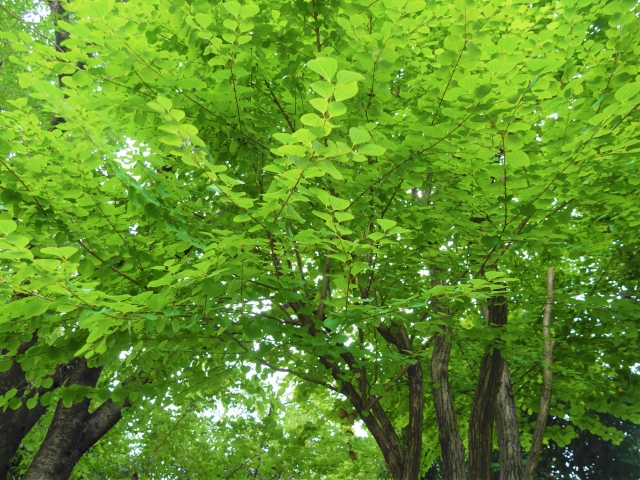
[1,0,639,478]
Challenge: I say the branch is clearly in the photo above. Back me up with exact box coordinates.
[223,331,337,391]
[524,267,555,480]
[77,240,140,286]
[315,254,331,321]
[151,407,192,466]
[0,4,63,52]
[263,78,295,131]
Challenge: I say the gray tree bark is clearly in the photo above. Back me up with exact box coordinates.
[524,268,555,480]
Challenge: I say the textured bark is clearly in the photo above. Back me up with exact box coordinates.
[403,358,424,480]
[0,334,39,479]
[468,297,507,480]
[495,360,524,480]
[23,358,126,480]
[428,281,466,480]
[524,268,555,480]
[315,335,406,479]
[0,334,70,479]
[356,384,406,480]
[344,322,424,480]
[390,325,424,480]
[430,326,466,480]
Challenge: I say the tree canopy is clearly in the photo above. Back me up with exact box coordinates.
[1,0,640,478]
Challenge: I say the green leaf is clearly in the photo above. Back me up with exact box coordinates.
[508,151,530,168]
[405,0,426,13]
[334,212,354,222]
[26,395,38,410]
[86,320,111,344]
[485,271,506,280]
[349,127,371,145]
[614,83,640,102]
[328,196,350,211]
[336,71,364,84]
[333,82,358,101]
[327,102,347,117]
[160,135,183,147]
[376,219,397,230]
[324,317,341,330]
[0,220,17,235]
[223,1,242,16]
[85,1,114,19]
[25,298,49,319]
[309,98,328,113]
[9,397,21,410]
[307,58,338,81]
[196,13,213,28]
[311,81,334,99]
[40,246,78,258]
[300,113,323,127]
[358,144,386,156]
[241,4,260,17]
[317,161,343,180]
[291,129,317,143]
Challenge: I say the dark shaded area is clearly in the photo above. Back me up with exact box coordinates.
[421,413,640,480]
[535,414,640,480]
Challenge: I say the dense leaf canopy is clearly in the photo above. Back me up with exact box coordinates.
[1,0,640,478]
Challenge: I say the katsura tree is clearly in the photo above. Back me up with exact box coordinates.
[58,380,386,479]
[1,2,237,478]
[1,0,640,479]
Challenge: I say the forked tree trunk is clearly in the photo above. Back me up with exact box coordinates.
[23,358,127,480]
[468,297,507,480]
[0,334,70,478]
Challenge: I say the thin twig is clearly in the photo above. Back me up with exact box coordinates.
[223,331,337,391]
[77,240,140,286]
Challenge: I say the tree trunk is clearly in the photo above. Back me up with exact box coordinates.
[23,358,126,480]
[430,325,466,480]
[495,359,524,480]
[404,358,424,480]
[468,297,507,480]
[395,325,424,480]
[357,323,424,480]
[524,268,555,480]
[0,334,70,479]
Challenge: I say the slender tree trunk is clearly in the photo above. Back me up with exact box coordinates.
[404,358,424,480]
[394,325,424,480]
[468,297,507,480]
[524,268,555,480]
[0,334,70,478]
[495,359,524,480]
[430,324,466,480]
[23,358,127,480]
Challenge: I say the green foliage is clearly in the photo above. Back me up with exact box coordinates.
[1,0,640,476]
